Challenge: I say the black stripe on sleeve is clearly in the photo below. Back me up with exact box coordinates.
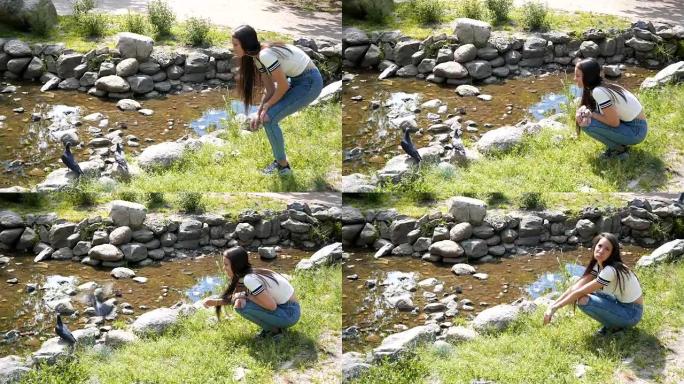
[597,277,610,286]
[267,61,280,72]
[250,285,265,295]
[598,100,613,108]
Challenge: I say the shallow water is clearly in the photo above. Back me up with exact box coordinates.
[0,82,257,188]
[342,245,645,352]
[0,248,310,357]
[342,68,652,174]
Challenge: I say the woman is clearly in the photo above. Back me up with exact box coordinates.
[202,246,301,338]
[543,233,644,335]
[231,24,324,175]
[574,58,648,159]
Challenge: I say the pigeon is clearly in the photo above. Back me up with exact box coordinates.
[60,142,83,176]
[114,143,129,175]
[55,314,76,345]
[400,129,422,163]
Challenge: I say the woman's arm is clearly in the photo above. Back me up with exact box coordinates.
[590,105,620,128]
[554,274,593,304]
[260,67,289,113]
[544,279,603,325]
[247,290,277,311]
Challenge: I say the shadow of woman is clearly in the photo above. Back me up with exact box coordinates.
[589,147,669,190]
[242,329,321,369]
[581,327,667,382]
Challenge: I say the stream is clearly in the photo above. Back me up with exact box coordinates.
[342,68,652,175]
[0,248,311,357]
[342,245,646,352]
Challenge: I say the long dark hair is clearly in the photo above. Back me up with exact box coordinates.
[577,58,628,112]
[582,232,634,294]
[215,246,280,319]
[232,24,292,111]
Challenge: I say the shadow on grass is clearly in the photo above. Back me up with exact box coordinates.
[242,329,321,370]
[581,327,668,381]
[588,147,668,190]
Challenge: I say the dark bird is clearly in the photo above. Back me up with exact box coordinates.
[115,143,129,174]
[54,314,76,345]
[400,129,422,163]
[92,288,114,319]
[678,192,684,205]
[60,142,83,176]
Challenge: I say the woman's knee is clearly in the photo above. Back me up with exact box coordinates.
[577,295,590,306]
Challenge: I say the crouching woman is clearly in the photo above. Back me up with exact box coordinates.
[203,246,300,338]
[543,233,644,335]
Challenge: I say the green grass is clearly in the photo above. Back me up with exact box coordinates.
[343,191,631,218]
[370,84,684,202]
[120,102,341,193]
[20,265,341,384]
[0,192,287,223]
[0,15,292,53]
[354,261,684,384]
[343,0,631,39]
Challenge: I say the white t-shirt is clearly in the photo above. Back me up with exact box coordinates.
[591,264,642,303]
[242,272,294,305]
[592,86,643,122]
[255,44,312,77]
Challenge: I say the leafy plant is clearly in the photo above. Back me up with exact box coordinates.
[459,0,486,20]
[116,191,139,202]
[521,0,550,31]
[177,192,206,213]
[518,192,546,210]
[147,0,175,37]
[122,11,148,34]
[72,0,96,20]
[63,186,98,208]
[184,17,212,47]
[79,12,108,37]
[412,0,443,24]
[26,4,55,37]
[485,0,513,23]
[145,192,166,208]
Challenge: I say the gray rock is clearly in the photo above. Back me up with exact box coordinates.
[116,58,139,77]
[23,56,44,79]
[121,243,147,262]
[137,142,185,170]
[343,27,370,46]
[433,61,468,79]
[117,32,154,61]
[461,239,488,259]
[472,303,520,333]
[451,263,476,275]
[88,244,124,262]
[0,355,31,383]
[579,41,600,58]
[258,246,277,260]
[138,61,160,75]
[296,242,342,270]
[48,223,76,249]
[453,18,492,47]
[575,219,597,239]
[95,75,130,93]
[448,197,486,225]
[3,40,31,57]
[394,40,421,67]
[429,240,464,258]
[131,307,184,335]
[109,201,146,228]
[342,352,371,383]
[111,267,136,279]
[98,62,116,77]
[235,223,256,242]
[0,210,23,227]
[127,74,154,94]
[389,218,417,244]
[456,84,480,96]
[522,36,547,59]
[372,324,439,361]
[56,53,83,78]
[465,60,492,80]
[32,337,69,365]
[104,329,139,348]
[116,99,141,111]
[476,125,524,154]
[453,44,477,63]
[636,239,684,267]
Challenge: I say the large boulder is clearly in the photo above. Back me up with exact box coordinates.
[95,75,131,93]
[127,74,154,94]
[476,126,524,155]
[109,200,147,228]
[453,44,477,63]
[636,239,684,267]
[394,40,421,67]
[342,352,371,383]
[56,53,84,79]
[137,142,186,171]
[453,18,491,47]
[115,58,139,77]
[472,303,521,333]
[372,324,439,361]
[448,197,486,225]
[88,244,124,262]
[433,61,468,79]
[0,0,58,31]
[465,60,492,79]
[0,355,31,383]
[131,307,187,336]
[429,240,464,258]
[640,61,684,90]
[296,242,343,270]
[116,32,154,61]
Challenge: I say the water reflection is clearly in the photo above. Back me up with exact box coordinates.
[525,263,586,299]
[185,275,224,303]
[528,85,582,120]
[189,101,258,136]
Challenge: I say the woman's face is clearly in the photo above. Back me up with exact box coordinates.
[574,64,584,88]
[232,37,245,58]
[593,237,613,265]
[223,257,234,277]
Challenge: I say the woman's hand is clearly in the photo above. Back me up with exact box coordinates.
[258,105,270,126]
[202,297,219,308]
[543,307,556,325]
[231,292,246,302]
[233,298,246,309]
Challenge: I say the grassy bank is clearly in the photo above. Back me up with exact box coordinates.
[20,264,342,384]
[370,83,684,202]
[118,102,341,192]
[0,192,288,222]
[354,261,684,384]
[343,0,631,39]
[0,14,291,53]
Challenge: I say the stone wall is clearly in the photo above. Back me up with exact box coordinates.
[0,32,342,100]
[343,19,684,86]
[0,200,342,268]
[341,196,684,263]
